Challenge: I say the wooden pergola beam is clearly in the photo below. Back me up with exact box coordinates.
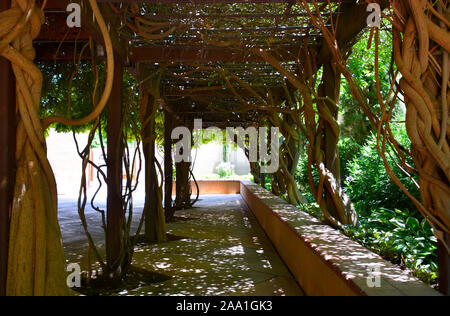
[97,0,348,3]
[35,42,92,62]
[162,86,282,98]
[37,12,90,42]
[317,0,389,64]
[131,46,303,63]
[35,42,306,63]
[41,0,128,60]
[106,13,325,19]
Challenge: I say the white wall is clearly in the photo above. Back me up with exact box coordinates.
[191,143,250,178]
[46,130,88,197]
[46,130,251,198]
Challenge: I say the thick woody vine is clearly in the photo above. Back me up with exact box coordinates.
[1,0,448,296]
[0,0,115,294]
[296,0,449,251]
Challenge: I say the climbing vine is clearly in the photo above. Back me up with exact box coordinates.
[0,0,115,294]
[297,0,449,251]
[0,0,68,296]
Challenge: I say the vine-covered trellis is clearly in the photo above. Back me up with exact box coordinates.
[0,0,448,295]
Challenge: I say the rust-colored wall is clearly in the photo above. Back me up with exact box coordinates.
[240,183,360,296]
[239,181,440,296]
[172,180,241,196]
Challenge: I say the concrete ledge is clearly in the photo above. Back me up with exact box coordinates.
[239,181,440,296]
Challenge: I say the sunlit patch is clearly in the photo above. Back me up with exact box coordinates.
[261,260,272,269]
[214,245,245,256]
[0,177,7,189]
[155,261,172,269]
[60,195,302,296]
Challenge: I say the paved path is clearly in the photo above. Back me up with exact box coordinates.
[58,194,304,296]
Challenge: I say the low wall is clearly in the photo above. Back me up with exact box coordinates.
[172,180,241,196]
[239,181,440,296]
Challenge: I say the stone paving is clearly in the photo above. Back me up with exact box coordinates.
[58,194,304,296]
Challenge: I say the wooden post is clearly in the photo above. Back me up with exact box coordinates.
[164,110,173,220]
[142,94,160,241]
[0,0,15,296]
[106,55,124,276]
[174,122,192,211]
[175,161,191,208]
[438,233,450,295]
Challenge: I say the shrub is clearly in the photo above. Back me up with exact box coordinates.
[295,137,362,193]
[216,162,234,179]
[295,125,437,284]
[344,127,420,216]
[344,208,438,284]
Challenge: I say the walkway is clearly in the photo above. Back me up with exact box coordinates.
[58,194,304,296]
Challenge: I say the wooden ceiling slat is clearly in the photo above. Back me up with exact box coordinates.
[96,0,342,3]
[130,45,304,63]
[33,0,361,124]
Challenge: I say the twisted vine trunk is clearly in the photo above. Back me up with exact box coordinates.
[392,0,450,292]
[249,162,262,185]
[140,89,166,242]
[272,121,306,206]
[0,0,15,296]
[1,0,68,295]
[316,62,357,226]
[393,0,450,244]
[257,49,357,228]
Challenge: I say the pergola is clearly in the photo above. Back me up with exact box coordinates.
[34,0,340,124]
[0,0,448,296]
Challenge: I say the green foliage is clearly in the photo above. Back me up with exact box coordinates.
[39,62,102,133]
[216,162,235,179]
[344,208,438,284]
[295,150,315,191]
[39,62,142,142]
[294,136,357,193]
[344,125,420,216]
[338,126,438,283]
[90,131,106,149]
[293,26,438,284]
[340,27,397,144]
[338,137,362,181]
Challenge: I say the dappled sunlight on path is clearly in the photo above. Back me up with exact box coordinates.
[59,195,304,296]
